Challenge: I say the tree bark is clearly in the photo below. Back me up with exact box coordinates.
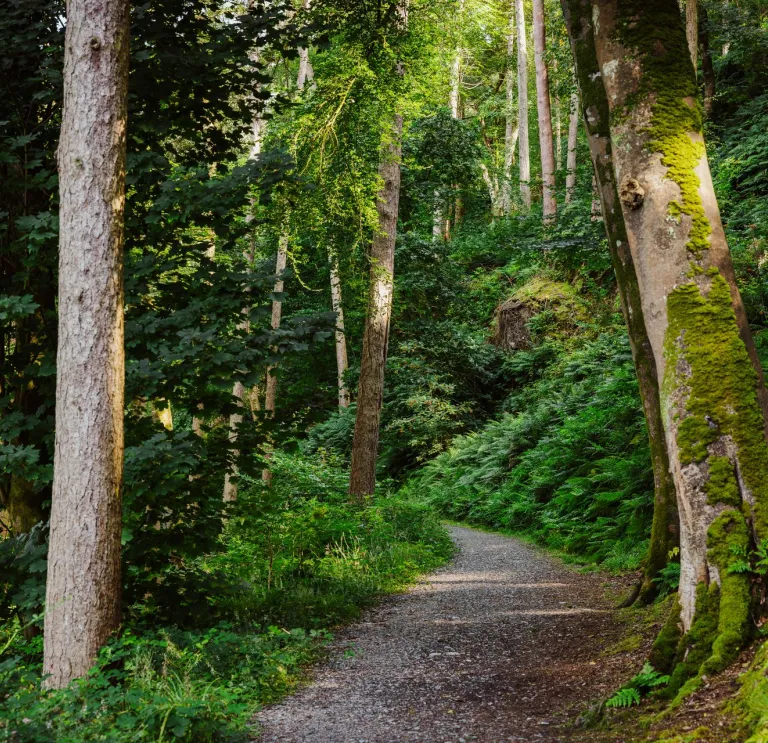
[555,97,562,173]
[686,0,698,73]
[515,0,531,209]
[699,4,715,118]
[348,115,403,500]
[532,0,556,221]
[591,0,768,676]
[43,0,129,689]
[296,0,313,91]
[261,235,288,485]
[329,253,350,408]
[565,92,579,203]
[561,0,677,605]
[501,13,518,216]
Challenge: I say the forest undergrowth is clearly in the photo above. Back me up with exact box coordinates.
[0,454,452,742]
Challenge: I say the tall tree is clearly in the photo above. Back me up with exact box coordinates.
[348,115,403,499]
[329,253,350,408]
[590,0,768,674]
[564,91,579,203]
[501,11,518,216]
[699,3,715,117]
[515,0,531,209]
[261,234,288,485]
[686,0,698,71]
[561,0,677,604]
[43,0,130,688]
[532,0,556,221]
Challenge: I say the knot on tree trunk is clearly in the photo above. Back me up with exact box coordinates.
[620,177,645,209]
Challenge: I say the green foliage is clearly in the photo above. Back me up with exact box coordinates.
[0,453,452,741]
[606,663,670,708]
[405,329,655,570]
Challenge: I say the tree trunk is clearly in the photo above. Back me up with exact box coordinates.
[555,97,562,173]
[501,13,518,216]
[686,0,698,73]
[261,235,288,485]
[296,0,313,91]
[43,0,129,689]
[515,0,531,209]
[699,4,715,118]
[329,253,350,408]
[565,91,579,203]
[561,0,677,605]
[591,0,768,678]
[348,115,403,500]
[532,0,556,221]
[449,52,461,119]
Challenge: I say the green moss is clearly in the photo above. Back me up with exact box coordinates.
[704,457,741,507]
[703,511,752,675]
[732,641,768,741]
[615,1,709,256]
[662,274,768,536]
[650,597,683,674]
[666,583,719,697]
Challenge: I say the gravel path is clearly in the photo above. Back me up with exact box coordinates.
[255,525,628,743]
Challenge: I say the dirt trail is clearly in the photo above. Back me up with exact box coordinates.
[256,525,633,743]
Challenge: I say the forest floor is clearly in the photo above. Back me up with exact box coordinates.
[254,524,653,742]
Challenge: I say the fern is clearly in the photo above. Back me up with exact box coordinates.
[606,688,641,708]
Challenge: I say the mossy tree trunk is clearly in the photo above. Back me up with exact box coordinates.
[348,115,403,501]
[561,0,678,605]
[589,0,768,683]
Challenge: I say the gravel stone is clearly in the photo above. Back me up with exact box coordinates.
[255,525,626,742]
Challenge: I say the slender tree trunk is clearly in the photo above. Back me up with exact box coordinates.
[449,52,461,119]
[561,0,677,605]
[565,92,579,203]
[515,0,531,209]
[43,0,129,689]
[686,0,698,73]
[532,0,556,221]
[261,235,288,485]
[591,0,768,678]
[223,381,244,502]
[296,0,313,91]
[501,14,518,216]
[348,115,403,500]
[699,4,715,118]
[329,253,350,408]
[590,175,601,220]
[555,97,562,173]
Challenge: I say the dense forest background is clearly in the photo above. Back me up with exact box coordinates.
[2,0,768,739]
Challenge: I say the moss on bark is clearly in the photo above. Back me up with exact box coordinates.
[663,274,768,536]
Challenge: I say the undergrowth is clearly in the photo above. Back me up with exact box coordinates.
[402,329,655,571]
[0,453,453,742]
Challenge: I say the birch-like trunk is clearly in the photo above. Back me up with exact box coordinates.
[591,0,768,673]
[561,0,677,605]
[532,0,556,221]
[449,52,461,118]
[348,115,403,499]
[296,0,313,91]
[515,0,531,209]
[565,92,579,203]
[43,0,130,689]
[261,235,288,485]
[555,97,562,173]
[501,13,518,216]
[329,253,350,408]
